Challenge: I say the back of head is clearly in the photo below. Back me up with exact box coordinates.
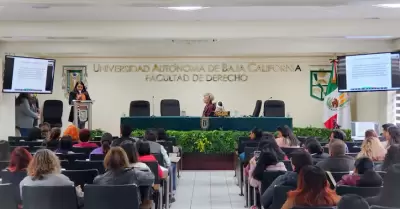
[306,140,323,155]
[290,150,313,173]
[382,144,400,171]
[332,129,346,141]
[28,149,61,180]
[354,157,374,174]
[27,127,42,141]
[63,125,79,141]
[120,141,139,164]
[144,129,158,142]
[365,129,378,138]
[388,126,400,146]
[380,164,400,207]
[261,140,286,161]
[101,132,113,154]
[79,129,91,142]
[157,128,168,141]
[121,125,132,138]
[329,139,346,156]
[9,147,32,172]
[59,136,73,151]
[251,127,263,139]
[136,140,151,156]
[104,147,129,171]
[303,137,318,148]
[383,123,395,132]
[49,127,61,141]
[337,194,369,209]
[283,125,300,146]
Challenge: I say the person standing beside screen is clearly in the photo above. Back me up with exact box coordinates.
[202,93,216,117]
[68,81,91,129]
[15,93,39,137]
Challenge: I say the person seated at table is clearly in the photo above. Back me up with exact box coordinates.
[281,165,341,209]
[90,132,112,155]
[366,164,400,208]
[239,127,263,161]
[356,130,386,161]
[337,157,382,187]
[316,139,355,172]
[337,194,370,209]
[44,128,61,151]
[55,136,75,154]
[275,125,300,148]
[137,140,167,179]
[327,129,349,153]
[111,125,136,146]
[19,149,83,203]
[143,129,171,167]
[73,129,98,148]
[202,93,216,117]
[63,124,80,142]
[305,138,329,163]
[27,127,42,142]
[261,150,313,209]
[379,144,400,171]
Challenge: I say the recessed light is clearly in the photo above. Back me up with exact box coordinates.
[161,6,209,11]
[345,36,393,39]
[374,4,400,8]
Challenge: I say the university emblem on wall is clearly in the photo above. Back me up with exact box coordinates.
[200,117,210,130]
[62,66,88,99]
[310,70,332,101]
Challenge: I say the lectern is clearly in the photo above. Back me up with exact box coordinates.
[72,100,94,130]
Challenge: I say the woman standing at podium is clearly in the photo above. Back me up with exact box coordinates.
[202,93,216,117]
[68,81,91,129]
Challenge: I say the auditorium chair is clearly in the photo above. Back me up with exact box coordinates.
[0,184,18,209]
[377,171,386,179]
[84,184,140,209]
[283,160,293,171]
[160,99,180,116]
[281,147,303,158]
[0,170,26,206]
[263,100,285,117]
[42,100,63,128]
[0,160,9,170]
[72,160,105,174]
[157,140,173,154]
[72,147,97,155]
[153,153,166,167]
[56,153,88,163]
[260,170,286,194]
[7,136,28,143]
[336,185,382,198]
[271,185,295,209]
[293,207,336,209]
[89,154,105,161]
[129,100,150,116]
[370,206,400,209]
[22,185,79,209]
[144,161,163,209]
[62,169,99,189]
[0,140,10,161]
[252,100,262,117]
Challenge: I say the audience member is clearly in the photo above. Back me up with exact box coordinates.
[328,129,349,153]
[261,150,313,209]
[27,127,42,142]
[381,123,395,146]
[337,157,382,187]
[90,132,112,155]
[239,127,264,161]
[316,139,355,172]
[282,165,340,209]
[357,131,386,161]
[143,129,171,167]
[137,141,166,178]
[120,141,150,171]
[73,129,98,148]
[39,122,51,139]
[45,127,61,151]
[63,124,80,141]
[305,138,329,162]
[366,164,400,208]
[55,136,74,154]
[380,144,400,171]
[111,125,135,146]
[157,128,168,141]
[275,125,300,148]
[385,126,400,149]
[6,147,32,172]
[337,194,369,209]
[19,149,83,200]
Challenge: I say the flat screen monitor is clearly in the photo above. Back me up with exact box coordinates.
[351,122,379,140]
[337,52,400,92]
[2,55,56,94]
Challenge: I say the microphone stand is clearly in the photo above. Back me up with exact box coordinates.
[151,96,155,117]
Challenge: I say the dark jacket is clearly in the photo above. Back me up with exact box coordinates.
[202,103,216,117]
[311,153,329,164]
[93,167,154,186]
[45,139,59,151]
[316,155,355,172]
[261,171,297,209]
[68,91,91,122]
[111,137,136,147]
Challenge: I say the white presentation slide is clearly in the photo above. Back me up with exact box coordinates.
[353,122,376,137]
[10,57,49,92]
[346,53,392,90]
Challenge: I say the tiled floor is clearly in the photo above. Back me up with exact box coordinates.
[171,171,245,209]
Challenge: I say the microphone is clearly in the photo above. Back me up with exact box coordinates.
[151,96,155,117]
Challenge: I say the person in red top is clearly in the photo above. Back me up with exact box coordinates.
[73,129,98,148]
[202,93,216,117]
[137,140,163,178]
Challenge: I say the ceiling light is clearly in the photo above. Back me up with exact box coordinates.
[345,36,393,39]
[161,6,209,11]
[374,4,400,8]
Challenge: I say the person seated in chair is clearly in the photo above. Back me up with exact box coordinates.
[73,129,98,148]
[39,122,51,139]
[337,194,370,209]
[143,129,171,168]
[327,129,349,153]
[111,125,137,147]
[275,125,300,148]
[6,147,32,172]
[239,127,263,161]
[63,124,80,142]
[27,127,42,142]
[44,128,61,151]
[305,138,329,163]
[137,141,167,179]
[90,132,112,155]
[55,136,75,154]
[316,139,355,172]
[337,157,382,187]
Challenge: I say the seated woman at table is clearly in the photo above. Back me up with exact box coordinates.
[275,125,300,148]
[202,93,216,117]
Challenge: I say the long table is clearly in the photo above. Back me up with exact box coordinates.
[121,116,292,131]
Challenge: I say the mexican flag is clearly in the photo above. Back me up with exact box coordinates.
[323,60,351,129]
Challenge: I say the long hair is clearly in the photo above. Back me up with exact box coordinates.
[357,137,387,161]
[15,93,30,106]
[388,126,400,147]
[378,164,400,207]
[279,125,300,146]
[120,141,139,164]
[27,149,61,180]
[48,127,61,141]
[101,132,112,155]
[382,144,400,171]
[103,147,129,171]
[73,81,87,93]
[8,147,32,172]
[288,165,339,207]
